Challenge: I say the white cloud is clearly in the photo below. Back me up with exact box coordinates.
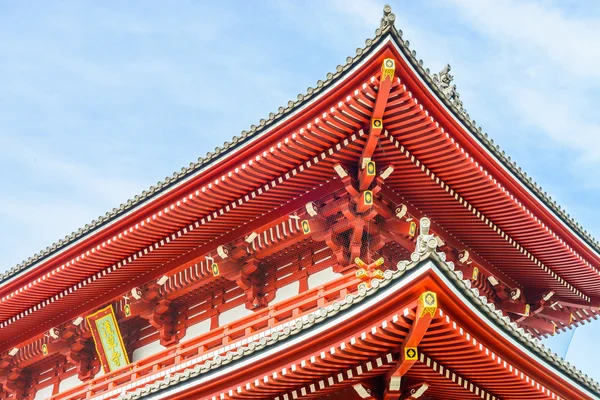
[445,0,600,175]
[449,0,600,78]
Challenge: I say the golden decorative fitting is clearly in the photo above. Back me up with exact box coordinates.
[355,257,385,288]
[525,304,530,317]
[418,291,438,318]
[366,160,376,176]
[301,220,311,234]
[472,266,479,280]
[355,257,367,268]
[371,118,383,129]
[211,263,220,277]
[42,344,48,356]
[409,221,417,237]
[356,269,368,280]
[372,270,384,280]
[124,304,131,317]
[404,346,418,361]
[364,190,373,206]
[382,58,395,81]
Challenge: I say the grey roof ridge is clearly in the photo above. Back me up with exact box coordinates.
[0,9,391,283]
[112,241,599,400]
[376,7,600,260]
[429,251,600,394]
[4,4,599,289]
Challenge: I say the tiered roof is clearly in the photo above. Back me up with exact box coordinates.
[110,247,600,399]
[1,5,600,398]
[2,6,600,285]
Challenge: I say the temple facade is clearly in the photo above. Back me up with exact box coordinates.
[1,5,599,400]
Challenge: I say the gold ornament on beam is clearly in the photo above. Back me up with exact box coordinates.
[355,257,385,289]
[366,160,376,176]
[363,190,373,206]
[301,220,311,234]
[381,58,395,81]
[418,291,438,318]
[404,346,418,361]
[408,221,417,237]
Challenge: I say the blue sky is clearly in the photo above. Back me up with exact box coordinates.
[1,0,599,381]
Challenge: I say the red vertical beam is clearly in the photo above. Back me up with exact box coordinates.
[384,291,437,400]
[359,58,396,190]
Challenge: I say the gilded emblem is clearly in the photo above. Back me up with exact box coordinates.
[404,346,418,360]
[301,220,311,234]
[366,160,376,176]
[418,291,437,318]
[381,58,395,81]
[409,221,417,237]
[364,190,373,206]
[372,118,383,129]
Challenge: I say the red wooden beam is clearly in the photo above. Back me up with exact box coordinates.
[536,308,573,325]
[378,184,520,289]
[353,382,381,400]
[400,382,428,399]
[519,316,555,335]
[361,58,396,168]
[496,301,530,317]
[0,180,345,354]
[384,291,437,400]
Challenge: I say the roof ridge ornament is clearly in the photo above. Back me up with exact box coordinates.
[431,64,467,117]
[380,4,396,30]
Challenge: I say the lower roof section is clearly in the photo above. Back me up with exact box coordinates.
[81,245,598,400]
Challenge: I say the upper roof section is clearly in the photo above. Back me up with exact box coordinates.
[2,5,599,304]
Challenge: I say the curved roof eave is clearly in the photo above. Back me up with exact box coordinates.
[0,21,391,287]
[3,5,599,294]
[112,252,600,400]
[377,20,600,264]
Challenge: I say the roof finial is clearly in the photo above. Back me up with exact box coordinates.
[431,64,465,114]
[380,4,396,29]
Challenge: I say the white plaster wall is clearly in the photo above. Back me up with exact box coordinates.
[33,385,54,400]
[219,304,253,326]
[132,340,163,362]
[271,281,300,305]
[183,318,211,341]
[58,374,81,393]
[308,267,342,289]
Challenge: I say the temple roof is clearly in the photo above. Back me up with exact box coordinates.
[3,4,599,287]
[110,249,600,400]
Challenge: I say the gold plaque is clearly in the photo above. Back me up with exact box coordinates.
[211,263,220,277]
[302,220,311,234]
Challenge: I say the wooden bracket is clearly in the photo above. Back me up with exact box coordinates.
[353,381,382,399]
[360,58,395,167]
[0,368,34,400]
[384,292,436,399]
[63,337,100,381]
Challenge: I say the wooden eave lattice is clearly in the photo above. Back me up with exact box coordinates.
[50,254,599,400]
[1,3,600,367]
